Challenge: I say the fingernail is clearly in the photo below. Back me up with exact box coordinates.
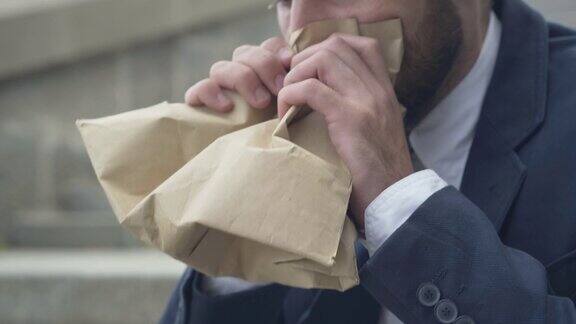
[275,74,285,92]
[254,87,270,103]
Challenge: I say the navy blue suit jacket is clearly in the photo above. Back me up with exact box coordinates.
[160,0,576,322]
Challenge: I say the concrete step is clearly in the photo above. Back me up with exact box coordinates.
[7,210,141,248]
[0,249,186,324]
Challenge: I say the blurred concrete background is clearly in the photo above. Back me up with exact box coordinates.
[0,0,574,323]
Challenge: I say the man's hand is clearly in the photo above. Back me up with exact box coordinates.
[185,37,293,112]
[277,34,414,231]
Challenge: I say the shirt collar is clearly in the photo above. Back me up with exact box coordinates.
[409,12,502,188]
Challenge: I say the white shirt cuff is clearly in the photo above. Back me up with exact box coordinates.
[362,169,448,256]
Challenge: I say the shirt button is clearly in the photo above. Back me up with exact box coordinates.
[434,299,458,323]
[454,315,475,324]
[417,282,441,307]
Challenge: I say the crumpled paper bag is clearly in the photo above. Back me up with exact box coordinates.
[77,18,403,291]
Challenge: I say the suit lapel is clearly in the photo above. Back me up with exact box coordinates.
[461,0,549,232]
[460,123,527,231]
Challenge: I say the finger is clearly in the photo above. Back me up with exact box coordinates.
[291,35,382,93]
[284,50,365,98]
[260,36,287,52]
[210,61,272,109]
[233,45,287,95]
[323,34,391,86]
[277,78,343,119]
[185,79,234,112]
[261,37,293,68]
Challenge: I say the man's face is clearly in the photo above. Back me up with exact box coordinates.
[276,0,464,117]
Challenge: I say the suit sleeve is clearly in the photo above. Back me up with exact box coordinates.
[359,187,576,323]
[159,269,289,324]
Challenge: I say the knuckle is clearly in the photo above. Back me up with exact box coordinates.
[204,79,220,92]
[236,65,257,83]
[209,60,228,76]
[238,67,252,79]
[328,35,346,48]
[191,79,209,93]
[316,49,334,62]
[186,79,210,101]
[302,78,320,91]
[261,36,284,48]
[232,45,252,59]
[195,79,210,91]
[238,48,278,71]
[261,36,277,46]
[260,37,274,47]
[257,52,277,69]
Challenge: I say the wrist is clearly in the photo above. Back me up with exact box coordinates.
[362,170,449,256]
[350,166,413,231]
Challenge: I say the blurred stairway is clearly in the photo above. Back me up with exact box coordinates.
[0,249,185,324]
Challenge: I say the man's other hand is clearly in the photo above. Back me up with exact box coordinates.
[184,37,293,112]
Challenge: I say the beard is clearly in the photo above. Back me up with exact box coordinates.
[394,0,463,129]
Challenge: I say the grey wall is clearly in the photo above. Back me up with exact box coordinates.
[526,0,576,26]
[0,7,278,248]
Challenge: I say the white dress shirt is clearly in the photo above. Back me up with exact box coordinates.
[202,11,502,324]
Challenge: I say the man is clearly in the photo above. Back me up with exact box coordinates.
[161,0,576,322]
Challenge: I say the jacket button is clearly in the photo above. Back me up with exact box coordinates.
[454,315,475,324]
[434,299,458,323]
[417,282,441,307]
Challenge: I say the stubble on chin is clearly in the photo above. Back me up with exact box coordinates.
[394,0,464,130]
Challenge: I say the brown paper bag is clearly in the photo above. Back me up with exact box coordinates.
[77,18,403,291]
